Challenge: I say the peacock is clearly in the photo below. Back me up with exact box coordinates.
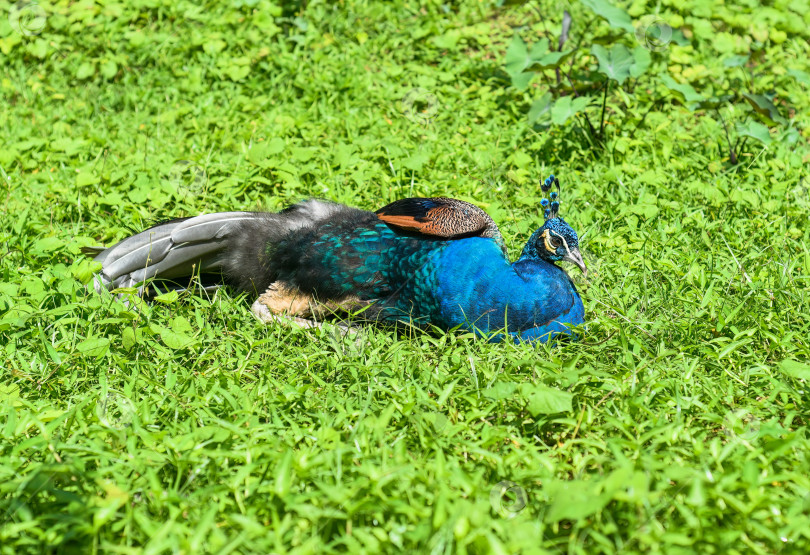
[85,175,587,343]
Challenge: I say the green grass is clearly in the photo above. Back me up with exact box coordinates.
[1,0,810,553]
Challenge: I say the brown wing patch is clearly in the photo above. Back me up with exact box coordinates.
[376,197,503,242]
[376,213,454,237]
[377,214,427,230]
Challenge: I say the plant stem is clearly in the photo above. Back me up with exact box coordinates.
[715,108,737,164]
[555,10,572,86]
[576,105,598,143]
[738,137,749,159]
[599,78,610,138]
[576,114,597,149]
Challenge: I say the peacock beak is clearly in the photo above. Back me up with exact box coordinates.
[563,248,587,276]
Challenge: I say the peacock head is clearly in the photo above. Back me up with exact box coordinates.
[519,174,587,275]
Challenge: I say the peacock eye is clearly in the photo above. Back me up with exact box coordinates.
[550,236,562,248]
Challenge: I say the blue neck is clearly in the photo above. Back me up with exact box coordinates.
[426,238,584,342]
[519,228,545,262]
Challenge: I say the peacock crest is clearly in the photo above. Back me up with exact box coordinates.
[539,174,561,220]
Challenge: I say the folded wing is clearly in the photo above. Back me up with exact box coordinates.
[376,197,504,252]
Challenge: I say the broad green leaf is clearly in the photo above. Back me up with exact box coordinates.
[248,143,271,167]
[76,337,111,357]
[504,35,529,76]
[122,327,142,351]
[0,283,18,296]
[76,61,95,80]
[628,203,659,218]
[100,60,118,79]
[171,316,193,334]
[437,378,461,406]
[335,142,358,168]
[736,121,771,145]
[226,64,250,81]
[52,138,88,155]
[528,92,553,124]
[525,38,574,70]
[76,171,98,187]
[203,39,226,54]
[72,258,102,283]
[661,75,704,107]
[508,150,533,170]
[743,93,787,125]
[544,479,611,522]
[432,30,460,49]
[551,95,590,125]
[403,151,430,171]
[154,290,179,304]
[670,28,691,46]
[291,146,316,162]
[263,137,285,155]
[152,324,193,349]
[579,0,634,32]
[32,236,63,254]
[505,35,572,87]
[527,37,551,63]
[630,46,651,78]
[510,72,534,90]
[528,49,575,71]
[504,35,537,89]
[520,384,573,416]
[687,478,706,507]
[484,382,519,400]
[724,55,749,67]
[729,188,759,206]
[28,38,48,59]
[93,482,129,529]
[788,68,810,86]
[0,383,20,401]
[248,138,285,167]
[591,44,633,84]
[779,359,810,380]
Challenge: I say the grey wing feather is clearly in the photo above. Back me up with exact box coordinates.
[92,212,258,292]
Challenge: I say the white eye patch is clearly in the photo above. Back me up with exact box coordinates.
[546,229,573,258]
